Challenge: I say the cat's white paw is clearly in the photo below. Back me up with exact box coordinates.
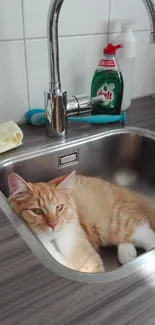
[118,243,137,265]
[132,223,155,251]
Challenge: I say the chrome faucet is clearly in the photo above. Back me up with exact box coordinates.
[46,0,155,138]
[143,0,155,42]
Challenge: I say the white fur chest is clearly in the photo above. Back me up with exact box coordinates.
[35,227,54,244]
[54,222,78,258]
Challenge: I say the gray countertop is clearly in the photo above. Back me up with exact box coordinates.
[1,96,155,325]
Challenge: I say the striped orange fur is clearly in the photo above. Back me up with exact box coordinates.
[8,172,155,273]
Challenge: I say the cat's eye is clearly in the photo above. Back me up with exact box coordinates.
[31,208,44,215]
[56,204,64,212]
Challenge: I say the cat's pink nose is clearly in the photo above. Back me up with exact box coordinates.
[48,222,57,229]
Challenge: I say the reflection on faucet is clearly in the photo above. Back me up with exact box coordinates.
[46,0,155,138]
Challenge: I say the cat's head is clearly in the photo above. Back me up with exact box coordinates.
[8,171,77,232]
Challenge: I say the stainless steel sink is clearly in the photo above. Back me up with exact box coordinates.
[1,126,155,283]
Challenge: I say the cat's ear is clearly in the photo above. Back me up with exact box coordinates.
[8,173,32,198]
[57,171,76,190]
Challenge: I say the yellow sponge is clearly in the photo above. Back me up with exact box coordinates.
[0,121,23,154]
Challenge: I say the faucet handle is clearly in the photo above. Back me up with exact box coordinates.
[75,94,105,113]
[90,95,105,106]
[66,94,105,117]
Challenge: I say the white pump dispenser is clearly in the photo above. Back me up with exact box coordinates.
[116,19,137,111]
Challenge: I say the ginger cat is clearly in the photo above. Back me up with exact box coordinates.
[8,171,155,273]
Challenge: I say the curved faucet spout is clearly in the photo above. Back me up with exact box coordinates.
[46,0,155,138]
[143,0,155,42]
[47,0,64,91]
[47,0,155,90]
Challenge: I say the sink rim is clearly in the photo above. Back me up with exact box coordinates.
[1,126,155,168]
[1,126,155,283]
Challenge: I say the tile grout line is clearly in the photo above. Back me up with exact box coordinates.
[21,0,30,110]
[0,29,150,43]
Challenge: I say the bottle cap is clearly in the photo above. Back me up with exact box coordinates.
[104,43,123,55]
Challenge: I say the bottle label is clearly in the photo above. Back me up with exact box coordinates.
[99,59,116,67]
[97,82,115,107]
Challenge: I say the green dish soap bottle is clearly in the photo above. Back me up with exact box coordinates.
[91,43,124,115]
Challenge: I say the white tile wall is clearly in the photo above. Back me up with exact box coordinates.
[26,35,108,108]
[0,0,154,123]
[23,0,110,38]
[0,41,28,122]
[26,39,49,108]
[0,0,23,40]
[109,0,150,33]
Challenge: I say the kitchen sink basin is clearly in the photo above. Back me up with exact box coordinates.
[1,126,155,283]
